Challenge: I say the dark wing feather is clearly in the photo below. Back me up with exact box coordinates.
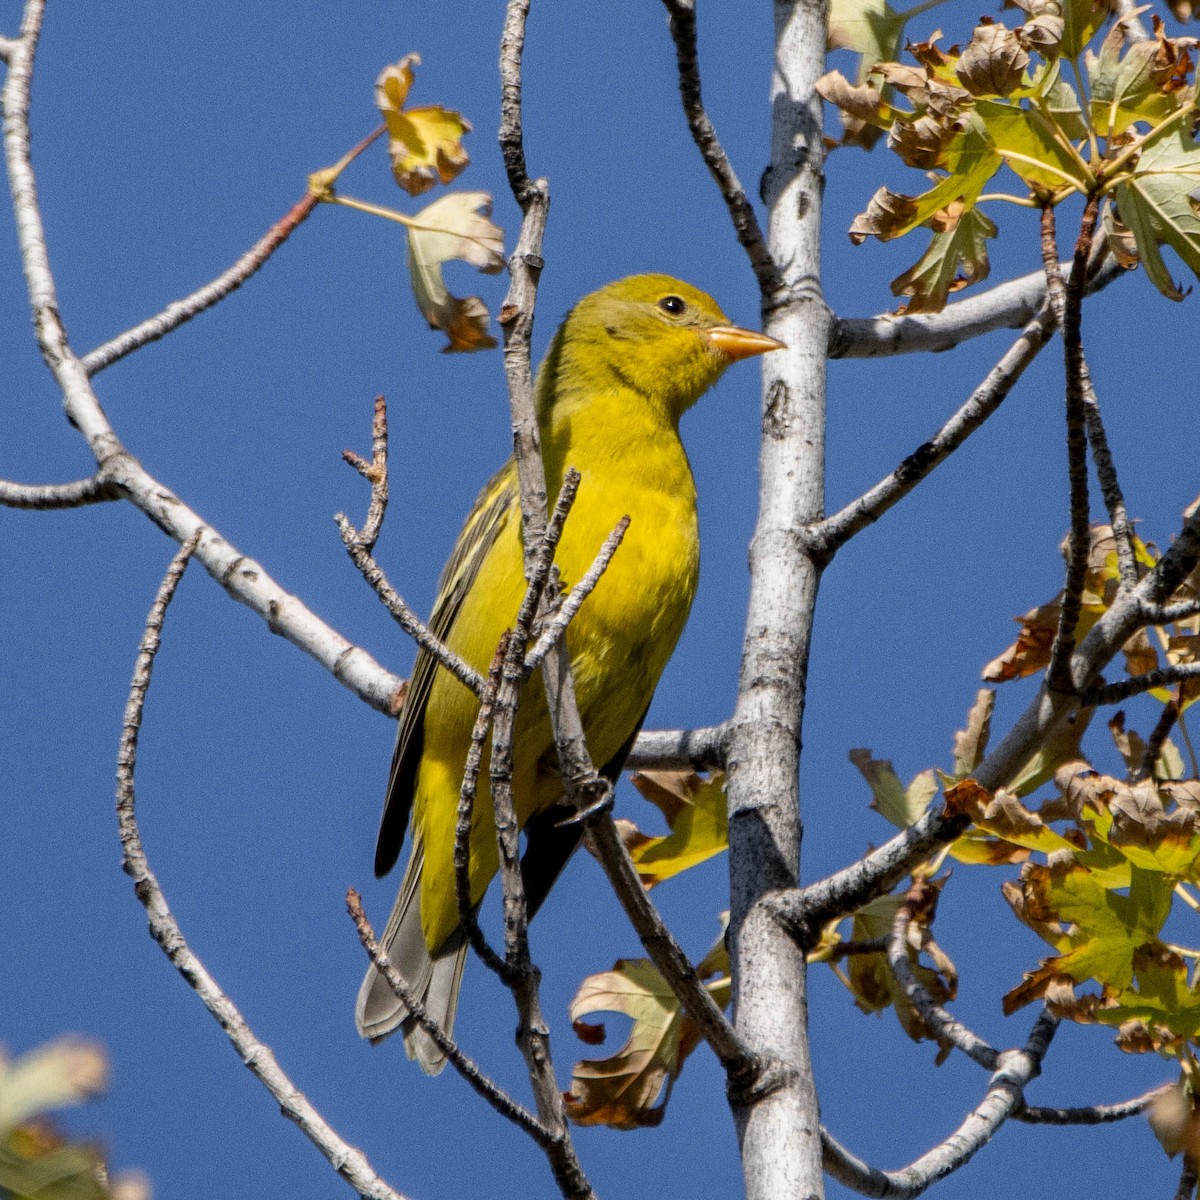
[373,462,518,878]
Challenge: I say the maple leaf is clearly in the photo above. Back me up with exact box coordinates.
[376,55,472,196]
[1114,120,1200,301]
[955,21,1030,97]
[890,203,997,312]
[849,749,937,828]
[565,921,730,1129]
[405,192,504,353]
[610,771,728,889]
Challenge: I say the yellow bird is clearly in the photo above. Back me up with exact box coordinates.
[355,274,782,1072]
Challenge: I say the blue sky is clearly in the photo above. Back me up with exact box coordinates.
[1,1,1193,1197]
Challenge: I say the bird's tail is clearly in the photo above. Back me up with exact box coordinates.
[354,845,468,1076]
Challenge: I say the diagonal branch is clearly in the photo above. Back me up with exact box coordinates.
[80,189,323,377]
[116,535,409,1200]
[659,0,781,297]
[1080,663,1200,706]
[0,473,122,509]
[2,6,401,715]
[815,297,1057,557]
[821,1011,1058,1198]
[347,889,551,1144]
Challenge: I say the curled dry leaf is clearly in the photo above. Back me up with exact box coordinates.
[375,55,471,196]
[406,191,505,353]
[565,919,730,1129]
[955,21,1029,97]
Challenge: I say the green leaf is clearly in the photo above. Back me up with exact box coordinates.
[1114,121,1200,300]
[891,205,998,312]
[849,749,936,827]
[976,99,1093,192]
[1060,0,1109,62]
[619,771,728,888]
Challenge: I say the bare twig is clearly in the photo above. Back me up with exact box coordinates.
[0,473,122,509]
[346,890,551,1144]
[116,535,408,1200]
[1138,695,1183,780]
[335,516,485,696]
[659,0,780,297]
[815,298,1058,556]
[1014,1082,1171,1125]
[1080,663,1200,706]
[584,812,762,1084]
[341,394,390,553]
[524,516,630,675]
[887,893,998,1070]
[1043,198,1101,693]
[81,191,319,376]
[830,257,1123,359]
[821,1011,1059,1198]
[625,722,728,771]
[2,12,400,715]
[0,34,18,63]
[454,639,514,978]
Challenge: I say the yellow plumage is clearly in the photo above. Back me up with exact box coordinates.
[355,274,782,1071]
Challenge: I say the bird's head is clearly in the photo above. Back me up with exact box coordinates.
[542,274,784,424]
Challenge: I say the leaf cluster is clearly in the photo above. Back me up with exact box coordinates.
[821,0,1200,308]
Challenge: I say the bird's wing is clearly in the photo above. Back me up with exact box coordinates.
[373,460,519,877]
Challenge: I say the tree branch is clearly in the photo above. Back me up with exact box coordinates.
[347,889,551,1144]
[1079,663,1200,706]
[336,513,484,696]
[341,393,390,554]
[80,189,320,377]
[815,297,1057,556]
[625,722,728,771]
[658,0,781,297]
[887,889,998,1070]
[2,10,401,715]
[829,258,1122,359]
[1014,1082,1170,1125]
[0,473,123,509]
[0,34,18,63]
[1043,198,1101,693]
[116,535,409,1200]
[821,1011,1058,1198]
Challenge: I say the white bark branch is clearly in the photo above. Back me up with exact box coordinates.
[1,8,401,716]
[117,536,409,1200]
[821,1012,1058,1198]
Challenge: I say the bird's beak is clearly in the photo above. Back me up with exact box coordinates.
[706,325,786,362]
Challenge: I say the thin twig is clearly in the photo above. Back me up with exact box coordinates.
[493,10,595,1198]
[887,889,998,1070]
[116,535,408,1200]
[341,394,389,553]
[335,516,484,696]
[815,298,1058,556]
[1138,695,1183,780]
[0,473,122,509]
[1044,197,1101,693]
[454,639,514,979]
[0,34,18,63]
[1080,663,1200,706]
[659,0,780,297]
[625,723,728,771]
[524,516,630,675]
[584,812,763,1084]
[1014,1082,1171,1124]
[821,1011,1059,1198]
[346,890,552,1145]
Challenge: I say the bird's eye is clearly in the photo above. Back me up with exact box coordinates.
[658,294,687,316]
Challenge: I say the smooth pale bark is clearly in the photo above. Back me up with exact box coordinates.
[726,1,830,1197]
